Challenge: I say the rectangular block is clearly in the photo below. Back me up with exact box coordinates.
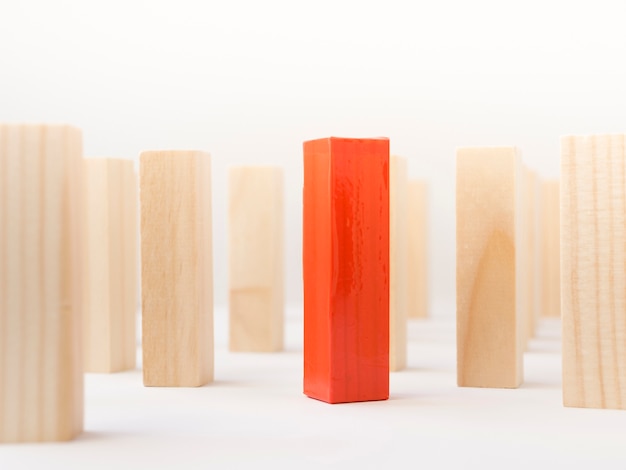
[303,137,390,404]
[522,166,537,348]
[456,146,523,388]
[140,150,213,387]
[562,134,626,409]
[390,155,408,371]
[0,124,84,442]
[229,166,283,352]
[83,158,137,372]
[407,180,429,319]
[541,179,560,318]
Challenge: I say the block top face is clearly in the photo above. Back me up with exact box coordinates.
[303,136,390,147]
[140,150,210,160]
[0,123,80,132]
[86,156,134,164]
[456,146,518,158]
[560,133,622,140]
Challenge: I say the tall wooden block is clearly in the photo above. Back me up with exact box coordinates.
[523,167,538,348]
[520,166,537,349]
[303,137,390,404]
[456,147,523,388]
[0,124,83,442]
[541,179,560,318]
[407,180,428,319]
[229,166,283,352]
[517,165,530,350]
[140,150,213,387]
[390,155,408,371]
[83,158,137,373]
[562,134,626,409]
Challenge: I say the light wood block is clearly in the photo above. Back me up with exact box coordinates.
[140,150,213,387]
[0,124,84,442]
[303,137,389,404]
[407,180,428,319]
[456,146,523,388]
[541,179,560,318]
[83,158,137,373]
[562,134,626,409]
[228,166,283,352]
[517,165,530,350]
[390,155,408,371]
[531,173,542,336]
[523,167,539,348]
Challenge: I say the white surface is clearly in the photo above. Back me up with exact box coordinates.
[3,0,626,309]
[2,306,626,469]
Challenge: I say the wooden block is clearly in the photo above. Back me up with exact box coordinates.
[407,180,429,319]
[0,124,84,442]
[517,165,530,350]
[456,146,523,388]
[561,134,626,409]
[83,158,137,373]
[303,137,390,404]
[228,166,283,352]
[390,155,408,371]
[541,179,560,318]
[140,150,213,387]
[524,168,539,346]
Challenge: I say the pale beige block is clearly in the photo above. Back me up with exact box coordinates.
[390,155,408,371]
[532,174,543,335]
[523,167,539,348]
[407,180,428,319]
[456,147,523,388]
[0,124,84,442]
[228,166,283,352]
[518,165,530,350]
[541,179,560,318]
[140,150,213,387]
[562,134,626,409]
[83,158,137,373]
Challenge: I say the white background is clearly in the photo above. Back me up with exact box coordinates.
[4,0,625,311]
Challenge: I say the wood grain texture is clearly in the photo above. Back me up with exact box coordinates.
[83,158,137,373]
[561,134,626,409]
[541,179,560,318]
[390,155,408,371]
[407,180,428,319]
[228,166,283,352]
[0,124,84,442]
[303,137,389,404]
[456,146,523,388]
[140,150,213,387]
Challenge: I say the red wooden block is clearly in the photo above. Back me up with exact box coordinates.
[303,137,390,404]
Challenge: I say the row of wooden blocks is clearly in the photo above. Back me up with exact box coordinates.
[0,123,600,445]
[0,126,432,441]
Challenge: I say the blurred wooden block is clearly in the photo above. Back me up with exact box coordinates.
[390,155,408,371]
[0,124,84,442]
[562,134,626,409]
[456,146,523,388]
[229,166,283,352]
[541,179,560,318]
[303,137,390,404]
[407,180,428,319]
[517,165,530,350]
[83,158,137,373]
[140,150,213,387]
[522,167,538,348]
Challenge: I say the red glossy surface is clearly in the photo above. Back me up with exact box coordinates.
[303,137,390,404]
